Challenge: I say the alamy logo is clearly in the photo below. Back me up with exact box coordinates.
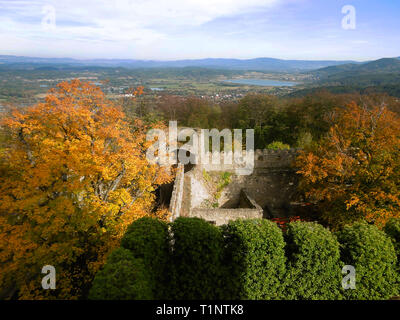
[146,121,255,175]
[41,265,56,290]
[342,5,356,30]
[342,265,356,290]
[41,5,56,31]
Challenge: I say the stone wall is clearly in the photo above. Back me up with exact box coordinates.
[199,149,300,218]
[191,190,263,226]
[198,149,298,173]
[238,189,262,209]
[190,208,264,226]
[168,164,184,221]
[169,149,301,224]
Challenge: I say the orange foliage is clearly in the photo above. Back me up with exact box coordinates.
[0,80,172,299]
[296,102,400,229]
[271,216,304,231]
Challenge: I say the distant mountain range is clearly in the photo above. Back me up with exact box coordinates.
[0,55,361,72]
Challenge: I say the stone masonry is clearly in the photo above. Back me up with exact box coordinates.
[169,149,300,226]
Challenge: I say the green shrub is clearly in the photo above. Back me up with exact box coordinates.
[296,131,313,149]
[221,219,286,300]
[88,248,152,300]
[384,218,400,297]
[120,217,170,299]
[90,217,400,301]
[266,141,290,150]
[385,218,400,259]
[283,221,342,300]
[337,222,399,300]
[170,217,225,299]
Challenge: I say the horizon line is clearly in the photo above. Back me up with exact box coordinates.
[2,53,395,63]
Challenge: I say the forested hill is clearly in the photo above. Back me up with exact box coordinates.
[312,58,400,82]
[284,58,400,98]
[293,57,400,97]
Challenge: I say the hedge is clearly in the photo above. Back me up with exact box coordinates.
[283,221,342,300]
[88,248,152,300]
[337,222,399,300]
[384,218,400,296]
[120,217,170,299]
[385,218,400,259]
[89,218,400,300]
[221,219,286,299]
[170,217,225,300]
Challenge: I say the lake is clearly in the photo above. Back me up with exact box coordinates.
[223,79,298,87]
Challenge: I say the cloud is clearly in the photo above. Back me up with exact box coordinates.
[1,0,397,60]
[58,0,279,26]
[0,0,281,33]
[0,0,283,57]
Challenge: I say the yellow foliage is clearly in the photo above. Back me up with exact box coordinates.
[0,80,172,299]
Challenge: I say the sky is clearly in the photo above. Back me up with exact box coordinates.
[0,0,399,61]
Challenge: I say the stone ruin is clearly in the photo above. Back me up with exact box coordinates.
[162,148,303,226]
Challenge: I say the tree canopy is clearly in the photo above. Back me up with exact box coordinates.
[0,80,171,299]
[296,102,400,229]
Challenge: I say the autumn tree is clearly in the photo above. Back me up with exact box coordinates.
[0,80,172,299]
[296,102,400,229]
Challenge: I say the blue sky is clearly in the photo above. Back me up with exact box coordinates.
[0,0,399,61]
